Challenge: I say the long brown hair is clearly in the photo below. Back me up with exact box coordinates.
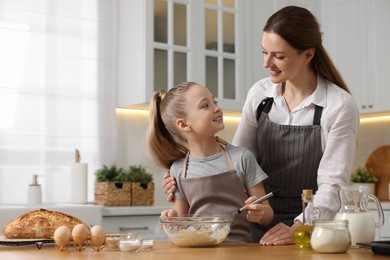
[264,6,350,93]
[146,82,197,169]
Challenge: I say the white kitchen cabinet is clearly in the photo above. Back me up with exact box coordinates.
[321,0,390,114]
[369,201,390,241]
[102,206,168,241]
[376,202,390,240]
[117,0,254,112]
[379,210,390,239]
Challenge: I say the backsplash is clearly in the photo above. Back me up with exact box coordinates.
[116,109,390,206]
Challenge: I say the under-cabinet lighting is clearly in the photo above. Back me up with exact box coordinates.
[360,114,390,124]
[116,108,149,117]
[116,108,241,123]
[117,108,390,125]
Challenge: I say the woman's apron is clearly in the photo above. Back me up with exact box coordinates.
[180,145,252,242]
[253,97,323,241]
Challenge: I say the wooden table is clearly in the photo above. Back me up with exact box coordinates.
[0,242,388,259]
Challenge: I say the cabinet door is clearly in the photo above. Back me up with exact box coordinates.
[153,0,189,91]
[201,0,246,111]
[117,0,250,111]
[379,210,390,239]
[103,215,167,240]
[321,0,368,112]
[322,0,390,114]
[365,0,390,113]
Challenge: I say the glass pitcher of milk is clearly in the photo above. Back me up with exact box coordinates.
[333,184,384,247]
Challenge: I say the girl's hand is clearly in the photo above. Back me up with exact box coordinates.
[161,209,178,217]
[162,170,176,202]
[244,196,266,224]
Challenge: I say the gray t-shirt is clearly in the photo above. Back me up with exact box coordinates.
[170,144,268,200]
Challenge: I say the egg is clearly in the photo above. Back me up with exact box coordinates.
[53,226,71,249]
[90,225,106,249]
[71,223,90,245]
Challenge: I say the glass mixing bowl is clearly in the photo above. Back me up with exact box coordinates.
[160,214,233,247]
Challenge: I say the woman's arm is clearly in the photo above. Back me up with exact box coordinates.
[232,85,262,160]
[162,170,176,202]
[313,96,360,220]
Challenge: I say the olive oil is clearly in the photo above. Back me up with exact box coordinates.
[293,225,314,249]
[293,189,320,249]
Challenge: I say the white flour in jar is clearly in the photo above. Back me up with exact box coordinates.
[311,222,351,253]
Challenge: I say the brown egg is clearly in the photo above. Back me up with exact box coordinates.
[90,225,106,249]
[71,223,90,245]
[53,226,71,248]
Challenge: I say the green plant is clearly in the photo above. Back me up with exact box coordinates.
[127,165,153,184]
[95,164,129,182]
[350,167,378,183]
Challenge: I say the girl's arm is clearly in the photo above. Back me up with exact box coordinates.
[161,199,189,217]
[174,199,189,215]
[245,182,274,225]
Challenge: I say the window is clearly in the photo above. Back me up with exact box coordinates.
[0,0,117,203]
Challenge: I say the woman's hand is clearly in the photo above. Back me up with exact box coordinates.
[162,170,176,202]
[259,221,302,246]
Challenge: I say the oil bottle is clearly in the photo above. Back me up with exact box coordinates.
[293,189,320,249]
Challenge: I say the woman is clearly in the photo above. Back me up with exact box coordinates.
[148,82,273,242]
[162,6,359,245]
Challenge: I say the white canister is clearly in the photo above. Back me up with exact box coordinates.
[70,163,88,204]
[311,220,351,253]
[27,175,42,204]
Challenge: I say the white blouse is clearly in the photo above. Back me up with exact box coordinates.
[232,76,360,221]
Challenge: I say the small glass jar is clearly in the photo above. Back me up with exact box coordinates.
[311,220,351,253]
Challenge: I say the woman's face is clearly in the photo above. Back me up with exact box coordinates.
[262,32,311,84]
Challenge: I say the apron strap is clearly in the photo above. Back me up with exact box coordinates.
[256,97,273,121]
[313,105,323,125]
[180,143,235,178]
[219,144,235,171]
[181,152,190,178]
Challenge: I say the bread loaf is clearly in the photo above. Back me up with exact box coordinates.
[2,208,84,239]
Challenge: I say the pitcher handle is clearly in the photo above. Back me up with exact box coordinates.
[368,194,384,228]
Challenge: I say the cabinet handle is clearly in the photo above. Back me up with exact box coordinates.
[368,104,373,108]
[119,226,149,232]
[362,105,366,109]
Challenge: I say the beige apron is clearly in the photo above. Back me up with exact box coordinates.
[179,144,252,242]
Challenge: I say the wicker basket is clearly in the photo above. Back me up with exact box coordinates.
[94,181,131,206]
[131,182,154,206]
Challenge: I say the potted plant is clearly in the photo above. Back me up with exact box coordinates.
[127,165,154,206]
[350,167,378,194]
[94,164,132,206]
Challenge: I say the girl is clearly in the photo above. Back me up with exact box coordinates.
[147,82,273,243]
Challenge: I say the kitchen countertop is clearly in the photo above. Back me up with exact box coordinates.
[0,242,388,259]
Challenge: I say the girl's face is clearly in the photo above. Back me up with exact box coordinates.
[182,84,224,138]
[261,32,312,84]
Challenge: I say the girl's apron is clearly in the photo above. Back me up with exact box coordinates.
[253,97,323,241]
[180,145,252,242]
